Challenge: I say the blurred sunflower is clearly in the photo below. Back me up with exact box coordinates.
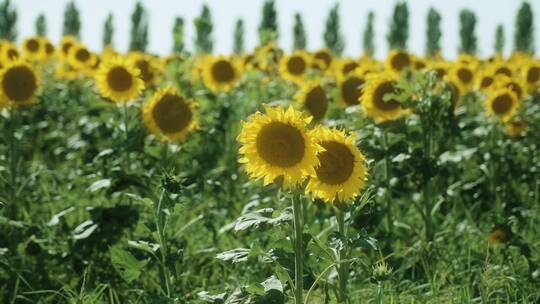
[337,57,359,78]
[68,43,94,70]
[237,105,321,188]
[492,74,526,100]
[338,74,365,107]
[445,77,463,109]
[484,88,519,122]
[362,73,404,123]
[41,38,55,59]
[295,81,328,121]
[279,51,310,83]
[505,120,526,138]
[95,56,144,102]
[0,60,40,106]
[59,36,78,60]
[143,87,197,141]
[1,43,20,63]
[203,56,241,92]
[427,61,450,79]
[522,63,540,92]
[21,37,44,61]
[306,127,367,203]
[476,71,495,91]
[385,50,412,72]
[128,52,161,87]
[450,63,476,91]
[488,224,513,244]
[312,48,334,71]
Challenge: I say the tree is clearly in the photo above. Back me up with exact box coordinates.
[35,14,46,36]
[194,5,213,54]
[387,2,409,50]
[0,0,16,41]
[293,13,306,50]
[458,9,477,55]
[514,2,534,54]
[258,0,278,45]
[103,13,114,48]
[233,19,244,54]
[323,4,345,56]
[494,24,504,55]
[363,11,375,57]
[172,17,185,54]
[425,8,441,57]
[63,1,81,38]
[129,2,149,52]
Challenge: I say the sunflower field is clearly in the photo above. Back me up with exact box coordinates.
[1,0,540,303]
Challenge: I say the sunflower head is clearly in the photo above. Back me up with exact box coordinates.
[505,120,526,138]
[306,127,367,203]
[68,43,94,70]
[202,55,241,92]
[491,74,526,100]
[128,52,161,87]
[336,57,360,79]
[295,81,328,121]
[279,51,310,83]
[338,74,365,107]
[312,48,334,71]
[0,60,40,107]
[238,105,322,188]
[488,224,512,244]
[484,88,519,122]
[21,37,45,61]
[59,36,78,59]
[95,56,145,103]
[41,38,56,59]
[451,63,476,91]
[143,87,198,142]
[522,63,540,92]
[385,49,412,72]
[362,72,405,123]
[1,43,20,63]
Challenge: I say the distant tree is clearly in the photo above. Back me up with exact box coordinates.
[194,5,213,54]
[425,8,441,57]
[63,1,81,38]
[0,0,16,41]
[103,13,114,48]
[323,4,345,56]
[293,13,306,50]
[233,19,245,54]
[129,2,149,52]
[172,17,185,54]
[363,11,375,57]
[258,0,278,45]
[514,2,534,54]
[494,24,504,55]
[35,14,46,36]
[458,9,477,54]
[387,2,408,50]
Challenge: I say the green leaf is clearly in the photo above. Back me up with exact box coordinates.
[216,248,250,263]
[234,208,292,232]
[109,246,148,283]
[87,179,111,193]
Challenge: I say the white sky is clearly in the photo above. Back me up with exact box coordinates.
[11,0,540,59]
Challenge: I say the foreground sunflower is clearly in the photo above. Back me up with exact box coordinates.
[238,105,321,188]
[203,56,241,92]
[295,81,328,120]
[484,88,519,122]
[361,73,405,123]
[95,56,144,102]
[306,127,367,203]
[0,60,40,106]
[143,87,197,142]
[279,51,310,83]
[338,74,365,107]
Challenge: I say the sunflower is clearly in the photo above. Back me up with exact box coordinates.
[59,36,78,60]
[484,88,519,122]
[361,72,404,123]
[237,105,321,188]
[336,57,359,79]
[450,63,476,91]
[306,127,367,203]
[202,56,241,92]
[522,63,540,92]
[41,38,55,59]
[1,43,20,63]
[488,224,512,244]
[68,43,94,70]
[95,56,144,102]
[492,74,526,100]
[476,71,495,92]
[505,120,526,138]
[427,61,451,79]
[279,51,310,83]
[338,74,365,107]
[444,77,463,109]
[295,81,328,121]
[312,48,334,71]
[0,60,40,106]
[385,50,412,72]
[142,87,197,141]
[21,37,44,61]
[128,52,161,87]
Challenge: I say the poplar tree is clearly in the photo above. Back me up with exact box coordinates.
[172,17,185,54]
[63,1,81,38]
[514,2,534,54]
[363,11,375,57]
[233,19,245,54]
[35,14,46,36]
[194,5,213,54]
[258,0,278,45]
[387,2,409,50]
[0,0,16,41]
[293,13,306,50]
[323,3,345,56]
[494,24,504,55]
[458,9,477,54]
[129,2,149,52]
[425,8,441,57]
[103,13,114,48]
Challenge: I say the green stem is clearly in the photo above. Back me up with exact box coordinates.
[122,103,130,170]
[155,190,172,297]
[292,193,304,304]
[8,109,19,218]
[375,281,384,304]
[381,131,393,239]
[422,121,434,241]
[336,210,349,303]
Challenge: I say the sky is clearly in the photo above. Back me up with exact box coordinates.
[11,0,540,59]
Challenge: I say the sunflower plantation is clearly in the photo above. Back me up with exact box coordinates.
[1,0,540,303]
